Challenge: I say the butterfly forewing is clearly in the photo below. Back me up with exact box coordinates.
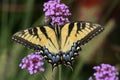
[12,26,59,53]
[60,21,104,52]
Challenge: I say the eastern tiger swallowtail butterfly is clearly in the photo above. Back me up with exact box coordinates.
[12,21,104,68]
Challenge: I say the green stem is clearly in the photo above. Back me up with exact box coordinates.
[59,65,62,80]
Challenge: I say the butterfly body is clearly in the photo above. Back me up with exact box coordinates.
[12,21,104,68]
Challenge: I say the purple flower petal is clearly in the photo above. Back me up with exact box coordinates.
[43,0,71,26]
[19,52,45,74]
[88,64,119,80]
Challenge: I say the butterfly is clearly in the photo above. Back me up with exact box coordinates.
[12,21,104,68]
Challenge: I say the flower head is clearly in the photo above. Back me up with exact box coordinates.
[19,52,44,74]
[43,0,71,26]
[89,64,119,80]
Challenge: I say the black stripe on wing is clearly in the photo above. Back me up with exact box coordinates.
[64,22,74,45]
[39,26,58,50]
[78,23,104,45]
[28,27,41,40]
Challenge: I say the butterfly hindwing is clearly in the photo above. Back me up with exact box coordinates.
[12,26,59,53]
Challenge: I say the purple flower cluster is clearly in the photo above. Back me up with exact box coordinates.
[89,64,119,80]
[19,52,44,74]
[43,0,71,26]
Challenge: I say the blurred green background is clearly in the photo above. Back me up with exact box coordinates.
[0,0,120,80]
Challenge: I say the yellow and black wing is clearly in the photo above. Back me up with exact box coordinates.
[60,21,104,52]
[12,21,104,68]
[12,26,59,53]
